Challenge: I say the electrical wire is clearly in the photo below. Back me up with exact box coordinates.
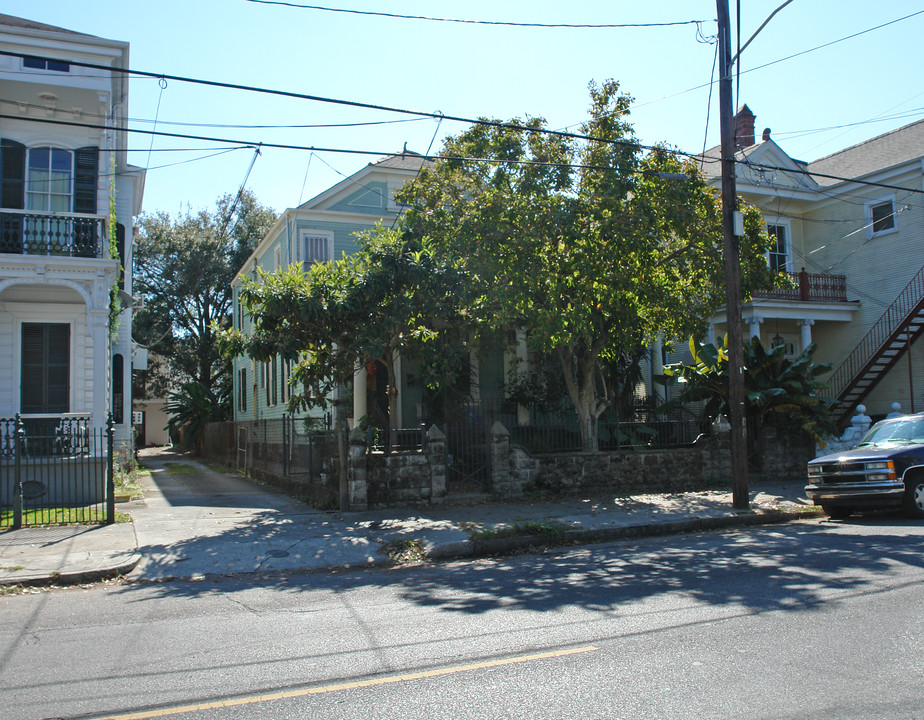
[7,111,923,195]
[242,1,708,29]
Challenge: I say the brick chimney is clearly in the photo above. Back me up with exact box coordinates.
[734,104,755,149]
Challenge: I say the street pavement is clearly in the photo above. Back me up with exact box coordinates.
[0,447,822,587]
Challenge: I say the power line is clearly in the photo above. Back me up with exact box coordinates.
[243,1,708,29]
[0,49,643,152]
[6,112,923,195]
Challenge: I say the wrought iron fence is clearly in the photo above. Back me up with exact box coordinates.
[0,415,114,529]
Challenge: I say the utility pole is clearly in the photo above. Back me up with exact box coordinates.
[716,0,750,509]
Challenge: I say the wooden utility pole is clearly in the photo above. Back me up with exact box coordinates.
[716,0,750,509]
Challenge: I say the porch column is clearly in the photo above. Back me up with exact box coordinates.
[748,316,763,341]
[650,336,665,405]
[799,319,815,350]
[88,310,110,432]
[515,330,529,425]
[469,347,481,402]
[352,363,367,428]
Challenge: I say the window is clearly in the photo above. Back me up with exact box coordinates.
[282,358,291,404]
[238,367,248,412]
[766,224,790,272]
[23,56,70,72]
[870,200,896,234]
[21,323,69,413]
[301,232,331,270]
[27,147,73,213]
[266,358,278,407]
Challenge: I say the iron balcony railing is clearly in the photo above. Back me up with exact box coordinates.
[0,209,107,258]
[753,268,848,303]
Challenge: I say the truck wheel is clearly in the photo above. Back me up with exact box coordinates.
[902,475,924,519]
[821,505,851,520]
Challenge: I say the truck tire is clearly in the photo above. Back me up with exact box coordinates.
[902,474,924,519]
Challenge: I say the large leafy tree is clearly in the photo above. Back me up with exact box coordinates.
[133,190,277,403]
[222,223,470,433]
[398,80,777,451]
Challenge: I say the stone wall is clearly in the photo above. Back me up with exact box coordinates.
[203,420,811,511]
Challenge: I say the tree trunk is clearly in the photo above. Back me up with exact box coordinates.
[558,346,602,452]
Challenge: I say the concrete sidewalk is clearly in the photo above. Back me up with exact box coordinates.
[0,449,822,587]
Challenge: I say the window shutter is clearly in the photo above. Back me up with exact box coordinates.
[116,223,126,288]
[21,323,70,413]
[73,146,99,214]
[1,138,26,210]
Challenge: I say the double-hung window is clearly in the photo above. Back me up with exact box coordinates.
[766,223,791,272]
[27,147,73,213]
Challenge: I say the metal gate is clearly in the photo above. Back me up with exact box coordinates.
[443,424,492,494]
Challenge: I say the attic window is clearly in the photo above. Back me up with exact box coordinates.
[871,201,895,233]
[23,56,70,73]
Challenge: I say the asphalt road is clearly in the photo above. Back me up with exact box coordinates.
[2,516,924,719]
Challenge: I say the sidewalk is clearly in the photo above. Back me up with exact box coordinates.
[0,449,822,587]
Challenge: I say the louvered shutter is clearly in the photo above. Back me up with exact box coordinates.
[21,323,70,413]
[73,146,98,214]
[1,138,26,210]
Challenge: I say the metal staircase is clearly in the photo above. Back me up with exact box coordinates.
[828,265,924,425]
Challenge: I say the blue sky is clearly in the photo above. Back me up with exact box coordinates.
[5,1,924,217]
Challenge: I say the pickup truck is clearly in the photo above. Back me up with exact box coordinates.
[806,413,924,519]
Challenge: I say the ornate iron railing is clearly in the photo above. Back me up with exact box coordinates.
[0,210,107,258]
[753,268,848,302]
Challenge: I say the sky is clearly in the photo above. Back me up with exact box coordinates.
[4,1,924,217]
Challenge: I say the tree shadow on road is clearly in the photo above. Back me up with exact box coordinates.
[114,511,924,621]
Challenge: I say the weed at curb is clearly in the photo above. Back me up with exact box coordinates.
[379,538,428,563]
[470,521,569,542]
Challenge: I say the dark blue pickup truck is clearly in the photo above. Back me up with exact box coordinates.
[806,414,924,519]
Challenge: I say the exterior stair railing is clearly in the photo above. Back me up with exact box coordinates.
[828,264,924,425]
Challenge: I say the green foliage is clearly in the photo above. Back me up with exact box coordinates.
[662,336,837,444]
[221,222,471,428]
[134,190,277,401]
[399,79,779,451]
[164,381,231,451]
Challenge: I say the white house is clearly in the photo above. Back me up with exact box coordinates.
[706,105,924,424]
[0,15,144,450]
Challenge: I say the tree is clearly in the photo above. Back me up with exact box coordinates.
[398,80,778,451]
[133,190,277,403]
[661,336,837,454]
[222,223,470,434]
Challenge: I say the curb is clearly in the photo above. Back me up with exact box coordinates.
[433,507,822,561]
[0,552,142,589]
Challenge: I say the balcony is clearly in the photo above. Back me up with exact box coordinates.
[753,268,847,303]
[0,210,107,259]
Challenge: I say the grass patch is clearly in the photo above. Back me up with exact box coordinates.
[115,466,148,499]
[165,463,198,475]
[0,508,132,526]
[469,521,570,542]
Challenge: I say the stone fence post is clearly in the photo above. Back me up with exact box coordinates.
[491,421,520,496]
[347,426,368,511]
[426,425,447,503]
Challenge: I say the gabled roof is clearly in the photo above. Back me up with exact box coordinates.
[0,13,97,38]
[371,152,430,172]
[808,118,924,186]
